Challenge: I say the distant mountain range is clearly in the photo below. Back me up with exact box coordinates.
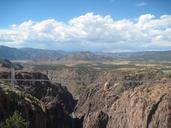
[0,45,66,60]
[1,45,171,61]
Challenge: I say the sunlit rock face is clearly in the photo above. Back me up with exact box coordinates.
[75,71,171,128]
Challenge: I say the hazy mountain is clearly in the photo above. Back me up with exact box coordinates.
[0,46,28,59]
[0,46,110,61]
[60,51,112,61]
[1,45,171,61]
[109,51,171,61]
[0,45,66,60]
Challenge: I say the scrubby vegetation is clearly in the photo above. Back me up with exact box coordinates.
[0,111,28,128]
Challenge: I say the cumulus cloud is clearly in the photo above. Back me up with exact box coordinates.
[0,13,171,51]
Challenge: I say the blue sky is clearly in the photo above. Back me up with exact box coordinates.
[1,0,171,27]
[0,0,171,52]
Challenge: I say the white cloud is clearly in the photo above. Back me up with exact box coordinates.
[0,13,171,51]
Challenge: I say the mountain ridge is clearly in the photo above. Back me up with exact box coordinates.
[1,45,171,61]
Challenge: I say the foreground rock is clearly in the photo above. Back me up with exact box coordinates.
[107,84,171,128]
[75,70,171,128]
[0,86,47,128]
[0,71,80,128]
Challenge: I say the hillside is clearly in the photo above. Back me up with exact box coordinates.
[0,46,66,60]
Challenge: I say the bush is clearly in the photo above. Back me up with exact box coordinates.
[0,111,28,128]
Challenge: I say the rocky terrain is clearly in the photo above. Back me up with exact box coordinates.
[75,71,171,128]
[0,71,83,128]
[0,59,171,128]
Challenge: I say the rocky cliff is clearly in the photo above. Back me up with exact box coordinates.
[0,69,171,128]
[0,71,81,128]
[74,70,171,128]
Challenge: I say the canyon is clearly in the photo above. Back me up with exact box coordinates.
[0,66,171,128]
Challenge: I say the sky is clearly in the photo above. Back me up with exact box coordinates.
[0,0,171,52]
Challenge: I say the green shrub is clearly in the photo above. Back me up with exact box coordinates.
[0,111,28,128]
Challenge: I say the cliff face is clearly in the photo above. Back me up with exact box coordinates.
[17,72,76,113]
[0,70,171,128]
[0,86,47,128]
[0,72,78,128]
[107,84,171,128]
[75,70,171,128]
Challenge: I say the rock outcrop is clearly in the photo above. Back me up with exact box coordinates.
[107,84,171,128]
[83,111,108,128]
[75,70,171,128]
[0,71,78,128]
[0,85,47,128]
